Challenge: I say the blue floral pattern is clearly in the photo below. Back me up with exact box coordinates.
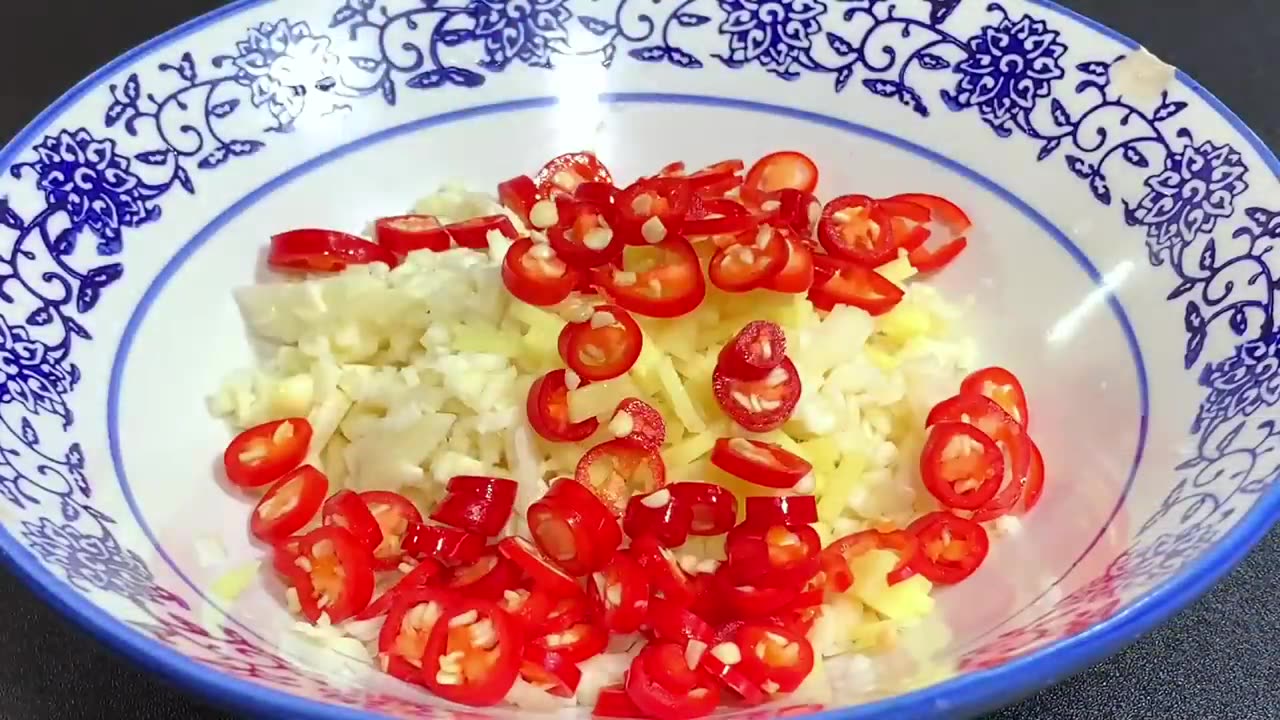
[1127,140,1250,264]
[950,15,1066,133]
[717,0,826,76]
[229,21,342,128]
[472,0,572,69]
[0,0,1274,708]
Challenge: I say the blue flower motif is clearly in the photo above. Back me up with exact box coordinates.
[950,15,1066,132]
[1193,334,1280,432]
[1126,140,1249,264]
[229,20,340,127]
[717,0,826,76]
[471,0,572,70]
[21,518,154,599]
[13,129,153,252]
[0,316,76,424]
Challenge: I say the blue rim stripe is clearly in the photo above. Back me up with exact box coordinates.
[0,1,1272,719]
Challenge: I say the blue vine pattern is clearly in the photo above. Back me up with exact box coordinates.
[0,0,1273,701]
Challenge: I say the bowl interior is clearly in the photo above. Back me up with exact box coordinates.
[114,96,1143,704]
[3,0,1278,717]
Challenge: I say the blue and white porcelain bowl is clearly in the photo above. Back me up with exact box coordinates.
[2,0,1277,717]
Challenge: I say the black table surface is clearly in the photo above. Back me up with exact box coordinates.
[1,1,1277,718]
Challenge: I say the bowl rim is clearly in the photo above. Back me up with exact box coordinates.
[0,0,1276,718]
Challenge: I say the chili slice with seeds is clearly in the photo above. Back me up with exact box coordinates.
[668,483,738,537]
[557,304,644,381]
[574,440,667,516]
[710,437,811,489]
[907,511,990,584]
[422,600,522,706]
[360,490,424,570]
[375,214,451,255]
[741,151,819,206]
[223,418,312,488]
[527,370,599,443]
[286,525,375,624]
[250,465,328,543]
[502,238,579,307]
[711,359,803,433]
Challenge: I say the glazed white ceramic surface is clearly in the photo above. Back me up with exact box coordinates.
[2,0,1278,718]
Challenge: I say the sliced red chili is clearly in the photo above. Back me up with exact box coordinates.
[360,490,424,570]
[285,525,375,624]
[609,397,666,450]
[322,490,382,553]
[538,593,591,634]
[764,233,815,293]
[742,495,818,530]
[926,417,1003,507]
[927,393,1031,482]
[446,215,519,250]
[961,366,1030,429]
[547,199,624,268]
[498,174,540,227]
[682,198,757,240]
[530,620,609,663]
[820,529,919,592]
[631,535,697,607]
[430,476,517,537]
[520,646,582,698]
[375,214,451,255]
[718,576,800,619]
[887,192,973,235]
[268,229,397,272]
[708,224,788,292]
[376,587,454,685]
[689,572,727,624]
[535,152,613,197]
[575,440,667,515]
[907,511,990,584]
[624,487,693,548]
[725,524,821,589]
[688,158,746,199]
[808,255,905,315]
[272,536,303,577]
[249,465,328,544]
[909,235,967,273]
[710,437,811,489]
[626,643,722,720]
[558,304,644,382]
[354,558,443,621]
[616,177,693,236]
[597,236,706,318]
[443,550,521,601]
[497,536,580,598]
[644,595,714,646]
[819,194,898,264]
[972,435,1045,522]
[589,551,650,634]
[498,585,554,630]
[422,600,522,706]
[699,642,766,706]
[759,188,822,238]
[735,624,814,695]
[501,238,579,307]
[528,477,623,575]
[594,684,648,718]
[741,152,819,206]
[575,180,619,207]
[668,483,738,536]
[719,320,787,379]
[712,359,802,433]
[223,418,312,488]
[402,522,487,566]
[527,370,599,443]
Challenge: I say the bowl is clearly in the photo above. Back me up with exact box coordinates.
[2,0,1277,717]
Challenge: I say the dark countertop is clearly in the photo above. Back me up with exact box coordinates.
[0,1,1277,718]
